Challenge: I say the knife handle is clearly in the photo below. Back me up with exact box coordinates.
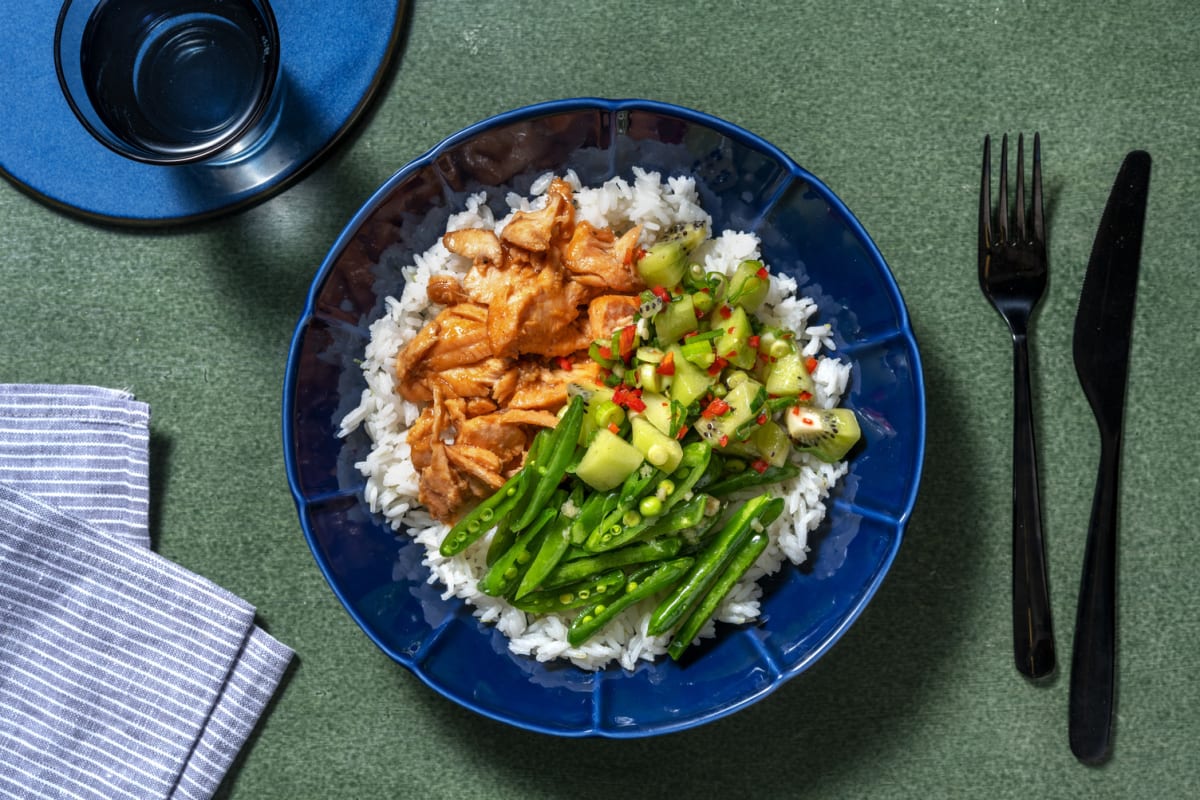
[1011,335,1056,679]
[1069,433,1121,764]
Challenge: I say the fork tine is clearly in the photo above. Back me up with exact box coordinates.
[997,134,1009,242]
[1014,134,1027,242]
[1031,132,1045,246]
[980,135,993,248]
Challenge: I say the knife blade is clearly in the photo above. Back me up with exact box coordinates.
[1069,150,1152,765]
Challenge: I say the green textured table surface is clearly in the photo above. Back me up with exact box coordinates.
[3,1,1198,797]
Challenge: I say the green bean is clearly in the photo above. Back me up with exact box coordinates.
[541,537,683,590]
[646,494,783,636]
[510,569,627,614]
[513,515,572,599]
[584,464,664,548]
[692,449,727,491]
[618,463,662,507]
[560,545,592,562]
[482,462,556,566]
[477,505,557,597]
[485,450,555,566]
[438,437,542,558]
[510,395,585,531]
[678,509,727,554]
[514,484,585,599]
[703,463,800,498]
[567,557,694,647]
[678,439,710,469]
[568,488,617,545]
[636,491,711,541]
[667,528,771,660]
[565,446,585,476]
[485,509,519,566]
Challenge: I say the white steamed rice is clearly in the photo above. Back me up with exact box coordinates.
[338,168,852,671]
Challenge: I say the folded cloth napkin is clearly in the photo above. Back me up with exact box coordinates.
[0,385,294,800]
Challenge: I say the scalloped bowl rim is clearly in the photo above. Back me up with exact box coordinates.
[283,96,927,737]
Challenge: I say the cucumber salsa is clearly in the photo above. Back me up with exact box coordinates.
[439,222,861,659]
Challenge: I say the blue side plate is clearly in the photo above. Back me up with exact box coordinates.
[0,1,406,224]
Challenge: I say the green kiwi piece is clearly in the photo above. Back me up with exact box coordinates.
[664,220,707,251]
[785,406,861,462]
[636,222,708,288]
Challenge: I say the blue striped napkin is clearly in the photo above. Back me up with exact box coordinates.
[0,385,293,799]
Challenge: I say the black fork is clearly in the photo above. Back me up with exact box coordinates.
[979,133,1055,680]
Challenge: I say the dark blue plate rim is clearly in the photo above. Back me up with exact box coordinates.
[0,0,407,226]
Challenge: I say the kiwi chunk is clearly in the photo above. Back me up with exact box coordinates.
[726,259,770,311]
[575,428,646,491]
[636,222,707,288]
[666,343,715,409]
[785,406,861,462]
[630,416,684,474]
[654,293,698,344]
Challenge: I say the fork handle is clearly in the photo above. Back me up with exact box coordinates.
[1068,432,1121,764]
[1011,334,1056,679]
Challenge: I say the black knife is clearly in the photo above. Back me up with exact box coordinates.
[1069,150,1152,765]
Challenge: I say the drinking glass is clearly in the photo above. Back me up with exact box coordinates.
[54,0,282,166]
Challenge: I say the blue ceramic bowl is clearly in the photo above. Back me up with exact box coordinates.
[283,98,926,737]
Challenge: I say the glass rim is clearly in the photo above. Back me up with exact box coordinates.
[53,0,283,166]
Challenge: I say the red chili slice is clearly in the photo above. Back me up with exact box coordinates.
[701,398,731,418]
[612,384,646,413]
[656,351,676,376]
[755,266,768,279]
[806,356,819,373]
[747,335,760,349]
[652,285,672,304]
[618,325,637,363]
[750,459,769,474]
